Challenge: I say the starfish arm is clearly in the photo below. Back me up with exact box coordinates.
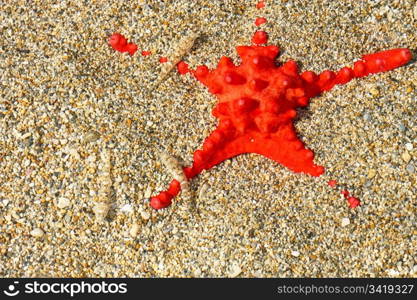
[108,33,139,55]
[186,126,325,179]
[150,122,236,210]
[201,131,324,176]
[301,48,412,95]
[150,179,181,209]
[150,123,325,209]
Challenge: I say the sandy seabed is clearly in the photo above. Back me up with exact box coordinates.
[0,0,416,277]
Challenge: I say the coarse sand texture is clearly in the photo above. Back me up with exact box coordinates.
[0,1,416,277]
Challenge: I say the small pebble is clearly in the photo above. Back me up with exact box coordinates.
[56,197,70,209]
[193,268,202,277]
[84,131,100,143]
[30,228,44,238]
[228,263,242,277]
[341,217,350,227]
[363,112,372,122]
[406,164,414,173]
[367,169,376,179]
[369,86,380,97]
[140,210,150,220]
[120,204,133,213]
[93,202,110,221]
[387,269,400,276]
[68,148,80,160]
[291,250,300,257]
[144,186,152,199]
[401,151,411,163]
[405,143,413,151]
[129,223,140,237]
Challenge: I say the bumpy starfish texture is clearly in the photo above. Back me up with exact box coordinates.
[108,33,138,56]
[150,31,412,210]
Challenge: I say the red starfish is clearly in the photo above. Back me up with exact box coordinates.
[150,30,412,210]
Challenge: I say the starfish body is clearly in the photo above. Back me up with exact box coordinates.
[150,31,411,210]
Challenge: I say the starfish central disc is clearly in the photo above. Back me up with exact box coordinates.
[192,44,324,177]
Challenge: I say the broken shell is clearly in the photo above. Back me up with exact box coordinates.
[93,202,110,221]
[84,131,101,143]
[129,223,140,237]
[30,228,44,238]
[56,197,70,209]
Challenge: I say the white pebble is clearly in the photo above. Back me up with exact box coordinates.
[93,202,110,221]
[129,223,140,237]
[68,148,80,160]
[144,186,152,199]
[193,268,202,277]
[387,269,399,276]
[30,228,44,238]
[341,217,350,227]
[140,210,150,220]
[120,204,133,213]
[401,151,411,163]
[228,263,242,278]
[405,143,413,151]
[56,197,70,209]
[23,159,31,167]
[291,250,300,257]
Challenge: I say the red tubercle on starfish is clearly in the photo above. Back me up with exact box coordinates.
[252,30,268,45]
[255,17,267,26]
[108,33,138,56]
[159,57,168,63]
[341,190,350,198]
[355,48,412,76]
[256,1,265,9]
[149,31,412,210]
[177,61,190,74]
[150,179,181,210]
[347,196,361,208]
[141,50,152,56]
[326,180,362,208]
[339,189,361,208]
[328,180,337,188]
